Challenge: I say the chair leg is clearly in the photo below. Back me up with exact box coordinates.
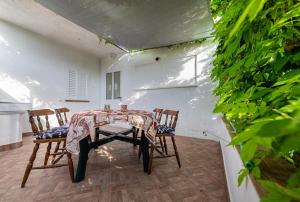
[159,137,164,153]
[171,136,181,168]
[21,143,40,188]
[163,136,168,155]
[148,144,155,174]
[51,141,61,164]
[67,152,75,182]
[44,142,52,166]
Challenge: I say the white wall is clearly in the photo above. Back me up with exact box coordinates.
[100,39,225,140]
[0,20,101,133]
[100,40,261,201]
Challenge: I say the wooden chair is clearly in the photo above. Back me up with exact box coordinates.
[21,109,74,188]
[55,107,69,126]
[148,109,181,174]
[153,108,164,152]
[153,108,163,122]
[138,108,164,159]
[52,107,70,164]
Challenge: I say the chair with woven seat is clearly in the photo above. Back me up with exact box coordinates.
[21,109,74,188]
[52,107,70,164]
[148,109,181,174]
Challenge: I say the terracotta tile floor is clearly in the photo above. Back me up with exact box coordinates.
[0,135,229,202]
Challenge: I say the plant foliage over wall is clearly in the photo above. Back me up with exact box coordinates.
[210,0,300,201]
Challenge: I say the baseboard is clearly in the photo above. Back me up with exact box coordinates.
[22,132,33,137]
[0,132,32,152]
[0,141,23,152]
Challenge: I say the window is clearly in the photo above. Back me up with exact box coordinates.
[67,69,88,100]
[106,71,121,100]
[106,72,112,99]
[113,71,120,99]
[68,70,76,98]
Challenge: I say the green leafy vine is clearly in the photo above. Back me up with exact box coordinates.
[210,0,300,201]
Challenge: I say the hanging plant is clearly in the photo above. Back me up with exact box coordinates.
[129,38,207,53]
[210,0,300,201]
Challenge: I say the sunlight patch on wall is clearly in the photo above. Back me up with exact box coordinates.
[165,56,196,85]
[32,97,43,108]
[124,91,147,105]
[188,97,199,108]
[24,76,40,86]
[0,35,9,47]
[0,73,30,102]
[133,55,197,90]
[0,34,21,55]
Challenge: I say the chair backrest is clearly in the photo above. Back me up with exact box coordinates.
[54,107,70,126]
[27,109,55,134]
[162,109,179,129]
[153,108,163,123]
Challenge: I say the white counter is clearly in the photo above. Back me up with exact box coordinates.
[0,102,31,147]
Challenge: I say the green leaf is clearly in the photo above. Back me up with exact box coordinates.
[261,193,290,202]
[260,180,300,201]
[240,140,257,161]
[281,99,300,113]
[279,134,300,153]
[253,136,273,149]
[272,54,290,72]
[292,51,300,63]
[238,169,249,186]
[230,127,256,145]
[291,85,300,97]
[225,0,267,45]
[287,169,300,188]
[244,54,256,68]
[252,166,261,178]
[256,119,295,137]
[229,119,273,145]
[273,69,300,87]
[250,88,273,100]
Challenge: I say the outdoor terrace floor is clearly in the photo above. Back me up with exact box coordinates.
[0,135,228,202]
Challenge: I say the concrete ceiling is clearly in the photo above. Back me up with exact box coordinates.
[36,0,213,51]
[0,0,123,58]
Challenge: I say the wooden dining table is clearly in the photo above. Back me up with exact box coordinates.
[65,109,157,182]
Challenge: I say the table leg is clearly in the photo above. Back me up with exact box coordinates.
[75,136,90,182]
[140,130,149,173]
[132,127,137,147]
[94,127,100,149]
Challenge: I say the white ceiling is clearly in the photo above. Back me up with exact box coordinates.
[0,0,123,58]
[36,0,213,51]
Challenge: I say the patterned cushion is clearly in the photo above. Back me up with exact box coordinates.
[35,126,69,139]
[157,125,175,134]
[60,124,69,129]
